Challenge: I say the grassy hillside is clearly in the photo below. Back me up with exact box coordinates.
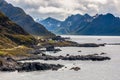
[0,11,37,57]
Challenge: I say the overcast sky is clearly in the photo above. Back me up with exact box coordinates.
[5,0,120,20]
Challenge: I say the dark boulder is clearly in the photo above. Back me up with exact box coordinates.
[46,45,55,51]
[78,50,82,52]
[70,67,81,71]
[100,52,107,55]
[29,49,43,55]
[66,54,70,56]
[52,36,65,41]
[46,45,61,52]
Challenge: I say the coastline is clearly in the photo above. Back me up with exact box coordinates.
[0,36,111,72]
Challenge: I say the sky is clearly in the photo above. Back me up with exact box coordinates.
[5,0,120,20]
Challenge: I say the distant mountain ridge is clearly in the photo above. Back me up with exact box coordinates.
[36,17,62,33]
[39,13,120,36]
[78,13,120,35]
[0,0,54,36]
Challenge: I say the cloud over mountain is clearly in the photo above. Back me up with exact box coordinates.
[6,0,120,20]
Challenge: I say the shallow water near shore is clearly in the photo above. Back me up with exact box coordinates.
[1,35,120,80]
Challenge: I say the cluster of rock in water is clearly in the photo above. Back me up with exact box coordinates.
[20,52,110,61]
[0,57,63,72]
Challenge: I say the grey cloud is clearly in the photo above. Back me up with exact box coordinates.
[6,0,120,20]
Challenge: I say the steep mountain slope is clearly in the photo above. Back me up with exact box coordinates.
[0,0,54,36]
[39,17,62,33]
[57,14,93,34]
[77,13,120,35]
[0,11,36,49]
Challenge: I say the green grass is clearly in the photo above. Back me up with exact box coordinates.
[0,46,32,57]
[0,51,5,56]
[39,39,75,47]
[0,12,37,57]
[0,34,37,49]
[12,35,37,46]
[0,35,17,49]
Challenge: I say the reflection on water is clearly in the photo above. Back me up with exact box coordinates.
[1,35,120,80]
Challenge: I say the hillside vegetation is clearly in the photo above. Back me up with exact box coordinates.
[0,12,36,56]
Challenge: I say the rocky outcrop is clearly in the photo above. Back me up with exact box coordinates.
[61,54,110,61]
[51,36,65,41]
[40,40,105,48]
[19,53,111,61]
[78,43,105,47]
[18,62,63,72]
[70,67,81,71]
[46,45,61,52]
[55,41,105,47]
[100,52,107,55]
[0,57,20,71]
[0,57,63,72]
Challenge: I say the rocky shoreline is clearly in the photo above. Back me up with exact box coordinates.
[37,36,106,48]
[0,51,110,72]
[18,53,111,61]
[41,41,106,48]
[0,57,63,72]
[0,36,110,72]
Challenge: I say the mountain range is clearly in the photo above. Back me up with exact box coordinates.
[0,0,120,36]
[0,0,54,36]
[38,13,120,36]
